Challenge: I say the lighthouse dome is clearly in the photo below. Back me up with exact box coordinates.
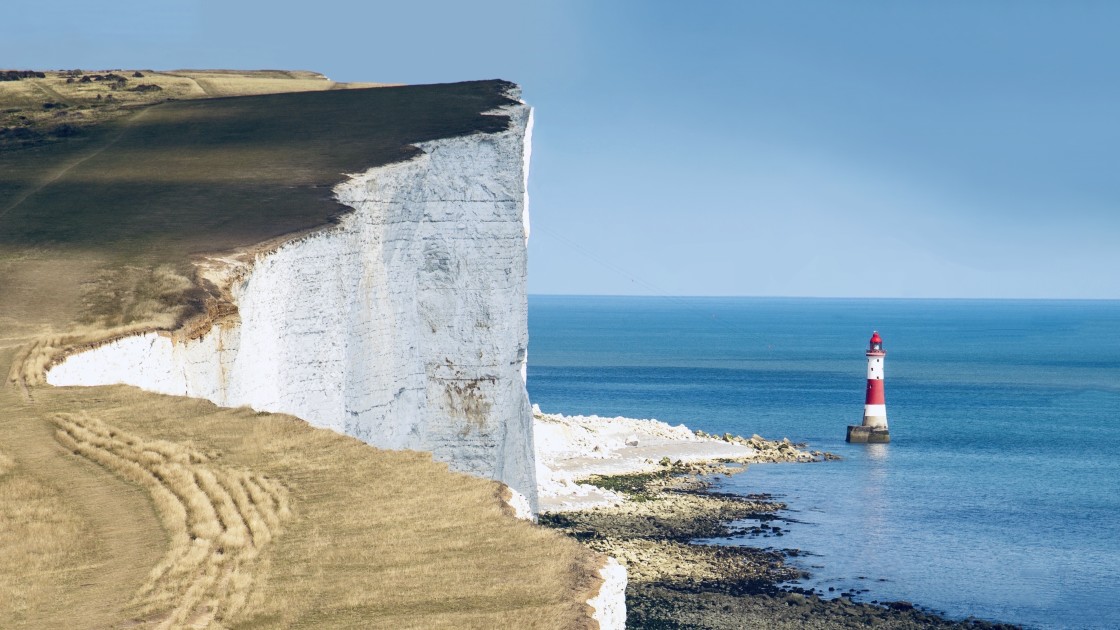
[870,331,882,344]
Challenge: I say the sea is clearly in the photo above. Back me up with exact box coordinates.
[526,296,1120,630]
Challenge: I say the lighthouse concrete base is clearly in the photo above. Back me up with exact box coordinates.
[846,425,890,444]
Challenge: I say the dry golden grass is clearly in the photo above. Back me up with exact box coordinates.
[7,263,200,388]
[0,69,386,143]
[52,412,290,628]
[0,80,44,108]
[0,378,604,629]
[179,72,387,98]
[0,359,166,629]
[1,257,604,628]
[0,445,94,625]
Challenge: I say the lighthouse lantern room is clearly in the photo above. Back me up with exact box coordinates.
[847,331,891,443]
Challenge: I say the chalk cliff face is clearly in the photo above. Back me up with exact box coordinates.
[589,557,628,630]
[48,100,538,511]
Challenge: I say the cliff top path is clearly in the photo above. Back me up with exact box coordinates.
[0,70,603,628]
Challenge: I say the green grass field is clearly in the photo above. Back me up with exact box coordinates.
[0,72,603,628]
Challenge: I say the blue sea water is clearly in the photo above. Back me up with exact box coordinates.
[527,296,1120,630]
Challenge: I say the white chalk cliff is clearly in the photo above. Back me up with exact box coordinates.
[589,557,628,630]
[48,97,539,512]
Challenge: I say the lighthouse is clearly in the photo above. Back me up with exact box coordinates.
[847,331,891,443]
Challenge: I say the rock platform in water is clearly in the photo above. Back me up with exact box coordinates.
[538,417,1018,629]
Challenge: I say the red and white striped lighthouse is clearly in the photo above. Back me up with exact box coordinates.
[847,331,891,443]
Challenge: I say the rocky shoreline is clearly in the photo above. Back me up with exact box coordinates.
[540,459,1021,629]
[533,408,836,512]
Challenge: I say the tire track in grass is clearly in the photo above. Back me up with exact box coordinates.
[0,108,150,224]
[31,80,73,107]
[52,412,290,628]
[0,389,164,628]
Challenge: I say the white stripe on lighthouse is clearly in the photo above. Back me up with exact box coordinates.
[863,404,887,427]
[863,404,886,417]
[866,356,884,379]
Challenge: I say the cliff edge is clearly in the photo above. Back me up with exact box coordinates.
[46,89,539,511]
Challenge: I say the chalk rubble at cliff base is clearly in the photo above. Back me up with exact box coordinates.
[533,406,820,513]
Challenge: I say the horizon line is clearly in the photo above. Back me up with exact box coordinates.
[527,293,1120,302]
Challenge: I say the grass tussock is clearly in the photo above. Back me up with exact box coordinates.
[52,412,289,628]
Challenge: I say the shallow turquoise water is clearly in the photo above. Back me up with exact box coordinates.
[527,296,1120,629]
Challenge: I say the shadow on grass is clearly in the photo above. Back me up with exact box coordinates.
[0,80,518,260]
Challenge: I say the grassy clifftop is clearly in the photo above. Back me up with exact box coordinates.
[0,72,604,628]
[0,69,385,147]
[1,76,516,255]
[2,75,520,384]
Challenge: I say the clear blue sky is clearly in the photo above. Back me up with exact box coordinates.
[5,1,1119,298]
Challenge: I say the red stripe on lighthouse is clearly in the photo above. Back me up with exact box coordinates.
[865,378,885,405]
